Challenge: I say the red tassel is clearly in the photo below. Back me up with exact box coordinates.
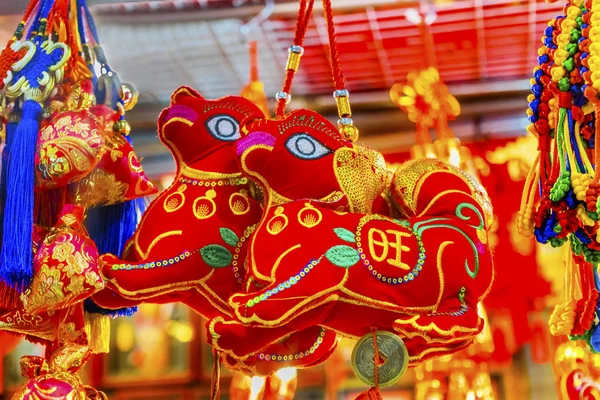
[355,330,384,400]
[355,387,383,400]
[0,281,20,310]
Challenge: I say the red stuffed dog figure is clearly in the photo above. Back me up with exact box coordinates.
[208,108,494,367]
[94,88,337,376]
[93,86,265,309]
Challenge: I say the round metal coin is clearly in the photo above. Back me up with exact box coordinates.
[351,331,408,388]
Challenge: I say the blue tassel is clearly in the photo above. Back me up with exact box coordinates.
[0,117,19,242]
[84,197,148,317]
[0,99,42,292]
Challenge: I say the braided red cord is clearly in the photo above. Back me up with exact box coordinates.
[275,0,315,117]
[322,0,345,91]
[48,0,69,33]
[371,330,380,390]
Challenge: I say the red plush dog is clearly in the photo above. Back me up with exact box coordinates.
[209,109,494,367]
[94,88,338,375]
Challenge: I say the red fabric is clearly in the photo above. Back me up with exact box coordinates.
[21,205,103,314]
[68,105,157,206]
[35,109,105,189]
[385,138,551,349]
[208,109,494,368]
[94,87,264,309]
[93,88,338,376]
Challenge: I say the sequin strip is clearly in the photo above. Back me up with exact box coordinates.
[246,257,321,308]
[354,215,425,285]
[180,176,248,187]
[232,224,257,284]
[111,250,197,271]
[258,328,327,362]
[428,287,468,317]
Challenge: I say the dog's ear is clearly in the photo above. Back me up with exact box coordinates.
[170,86,203,105]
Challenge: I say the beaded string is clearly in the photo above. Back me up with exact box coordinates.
[274,0,314,118]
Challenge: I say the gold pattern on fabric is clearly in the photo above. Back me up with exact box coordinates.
[72,169,128,207]
[193,189,217,219]
[12,343,104,400]
[180,163,243,181]
[22,264,65,312]
[367,228,411,269]
[298,202,323,228]
[134,230,183,259]
[393,314,481,343]
[267,206,289,235]
[333,146,387,213]
[392,158,448,214]
[0,309,54,341]
[163,185,187,213]
[229,190,251,215]
[393,158,493,225]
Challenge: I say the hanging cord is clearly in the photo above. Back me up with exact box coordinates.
[371,330,380,391]
[211,349,221,400]
[321,0,359,142]
[275,0,314,118]
[322,0,345,92]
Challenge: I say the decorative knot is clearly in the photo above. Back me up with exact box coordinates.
[549,300,577,336]
[558,91,574,108]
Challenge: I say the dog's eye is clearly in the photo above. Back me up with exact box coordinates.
[205,114,240,141]
[285,133,332,160]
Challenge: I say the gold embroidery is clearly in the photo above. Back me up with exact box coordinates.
[135,230,183,259]
[66,275,85,294]
[367,228,411,269]
[128,151,143,173]
[232,271,350,326]
[298,202,323,228]
[434,241,452,312]
[333,146,387,213]
[163,184,187,213]
[229,190,251,215]
[271,245,301,281]
[393,315,480,341]
[267,206,289,235]
[21,264,65,312]
[163,116,194,128]
[52,241,75,262]
[63,252,87,278]
[192,189,217,219]
[73,169,128,206]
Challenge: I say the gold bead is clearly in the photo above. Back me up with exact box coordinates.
[113,119,131,135]
[24,87,43,102]
[340,124,359,142]
[335,95,352,118]
[285,51,302,72]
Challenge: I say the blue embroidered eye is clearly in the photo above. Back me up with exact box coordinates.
[285,133,332,160]
[205,114,240,141]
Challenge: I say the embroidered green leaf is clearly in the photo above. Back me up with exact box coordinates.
[325,245,360,268]
[219,228,239,246]
[200,245,233,268]
[333,228,356,243]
